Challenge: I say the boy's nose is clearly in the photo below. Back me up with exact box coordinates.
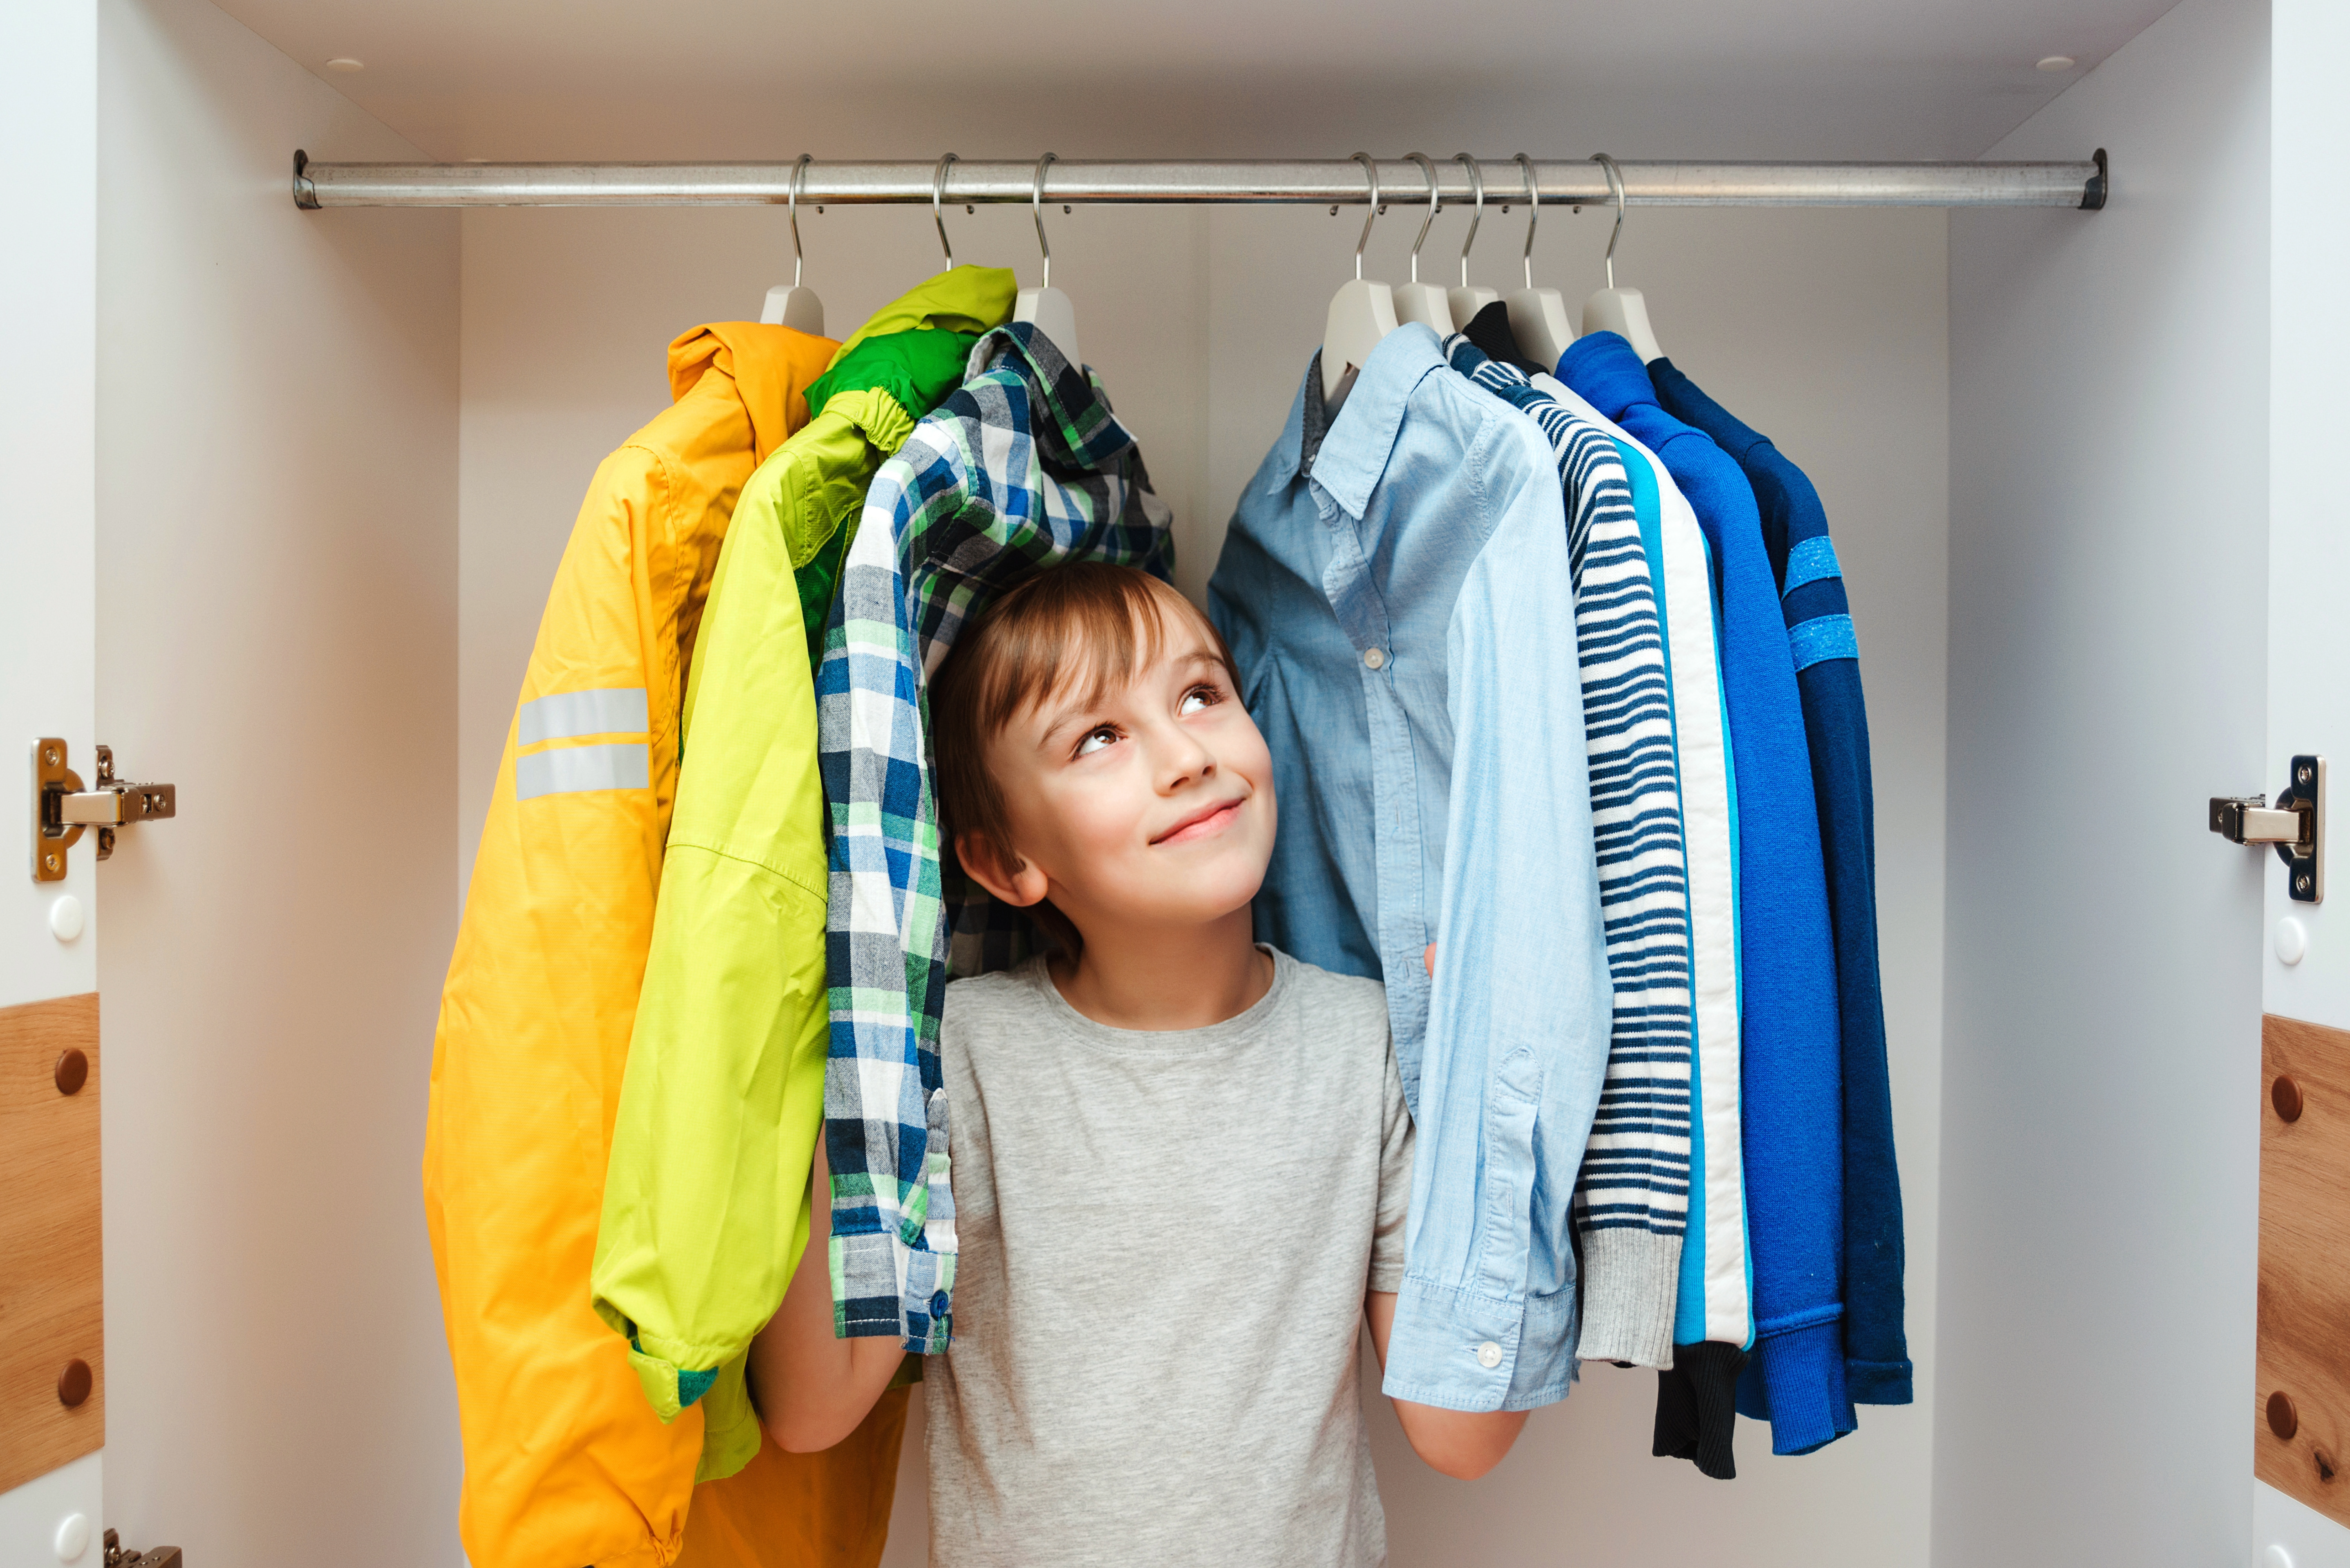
[1154,730,1217,791]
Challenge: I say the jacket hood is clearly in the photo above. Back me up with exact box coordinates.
[666,321,840,465]
[826,266,1018,368]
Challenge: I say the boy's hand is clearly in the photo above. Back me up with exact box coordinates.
[748,1140,913,1452]
[1424,943,1435,977]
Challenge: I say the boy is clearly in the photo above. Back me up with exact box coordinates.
[750,563,1524,1565]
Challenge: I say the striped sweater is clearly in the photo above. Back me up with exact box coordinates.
[1446,336,1693,1367]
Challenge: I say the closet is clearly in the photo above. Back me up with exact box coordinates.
[3,0,2343,1564]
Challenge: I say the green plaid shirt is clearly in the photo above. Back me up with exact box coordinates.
[819,323,1174,1349]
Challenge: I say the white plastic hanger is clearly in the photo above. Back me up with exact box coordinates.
[1391,152,1454,337]
[1321,151,1399,408]
[759,154,825,335]
[1580,152,1666,363]
[1446,153,1500,329]
[1505,153,1575,372]
[1013,152,1083,372]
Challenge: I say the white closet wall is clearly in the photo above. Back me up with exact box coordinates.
[94,0,461,1562]
[1940,0,2268,1559]
[456,191,1950,1567]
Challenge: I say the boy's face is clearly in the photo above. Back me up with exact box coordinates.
[978,616,1276,937]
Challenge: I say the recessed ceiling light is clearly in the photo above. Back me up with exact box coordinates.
[325,57,364,73]
[2036,55,2077,72]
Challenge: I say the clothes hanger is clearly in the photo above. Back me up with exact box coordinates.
[1321,151,1399,409]
[759,154,826,334]
[1580,152,1666,363]
[1446,153,1500,329]
[1504,152,1576,373]
[1012,152,1083,371]
[931,152,962,276]
[1391,152,1454,336]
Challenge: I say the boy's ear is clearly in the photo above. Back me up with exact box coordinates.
[956,831,1050,910]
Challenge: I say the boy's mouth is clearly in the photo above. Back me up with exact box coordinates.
[1151,796,1246,846]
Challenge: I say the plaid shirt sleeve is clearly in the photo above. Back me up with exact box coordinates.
[1447,336,1697,1371]
[821,324,1174,1349]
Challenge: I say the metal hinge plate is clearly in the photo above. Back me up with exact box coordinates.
[104,1528,182,1568]
[2210,753,2325,903]
[32,738,177,883]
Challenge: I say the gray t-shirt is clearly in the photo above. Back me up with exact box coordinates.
[926,948,1413,1568]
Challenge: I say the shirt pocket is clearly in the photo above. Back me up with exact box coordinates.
[1473,1045,1546,1303]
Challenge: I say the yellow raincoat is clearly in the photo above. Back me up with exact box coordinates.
[425,321,904,1568]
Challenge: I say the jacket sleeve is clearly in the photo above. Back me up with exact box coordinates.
[1377,414,1616,1414]
[426,441,706,1568]
[592,449,835,1468]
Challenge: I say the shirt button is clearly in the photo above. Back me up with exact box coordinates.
[1362,647,1387,671]
[930,1291,950,1317]
[1477,1341,1503,1369]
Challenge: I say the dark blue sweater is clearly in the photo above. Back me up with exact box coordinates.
[1650,357,1912,1408]
[1558,333,1853,1455]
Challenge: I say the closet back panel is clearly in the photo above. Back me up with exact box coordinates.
[458,191,1949,1566]
[1941,0,2268,1559]
[94,0,461,1560]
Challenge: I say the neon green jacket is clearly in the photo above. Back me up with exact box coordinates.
[592,269,1016,1472]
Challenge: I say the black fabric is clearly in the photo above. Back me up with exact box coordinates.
[1465,300,1543,375]
[1298,350,1334,477]
[1654,1341,1749,1480]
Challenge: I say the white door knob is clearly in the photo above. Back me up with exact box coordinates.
[54,1512,90,1563]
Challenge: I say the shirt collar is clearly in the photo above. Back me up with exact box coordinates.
[1553,330,1656,426]
[966,322,1139,472]
[1299,322,1446,518]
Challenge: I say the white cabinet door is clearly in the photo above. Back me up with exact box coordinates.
[2255,4,2350,1564]
[0,1,104,1562]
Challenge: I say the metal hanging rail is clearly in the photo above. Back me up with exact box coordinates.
[293,152,2108,211]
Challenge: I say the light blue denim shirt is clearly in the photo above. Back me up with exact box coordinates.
[1208,324,1614,1412]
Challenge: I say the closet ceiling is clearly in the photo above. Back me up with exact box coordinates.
[221,0,2171,163]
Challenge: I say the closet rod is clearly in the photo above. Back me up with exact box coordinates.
[292,153,2108,211]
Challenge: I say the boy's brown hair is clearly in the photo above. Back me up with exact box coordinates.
[929,563,1238,949]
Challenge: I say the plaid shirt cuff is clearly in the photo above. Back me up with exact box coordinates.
[830,1231,955,1353]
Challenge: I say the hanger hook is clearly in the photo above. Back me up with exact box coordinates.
[1454,154,1484,290]
[1591,152,1627,291]
[932,152,960,268]
[1513,153,1540,290]
[1030,152,1059,291]
[1405,152,1440,285]
[1351,152,1381,282]
[788,154,812,289]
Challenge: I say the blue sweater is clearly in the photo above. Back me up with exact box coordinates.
[1558,333,1853,1455]
[1650,358,1912,1407]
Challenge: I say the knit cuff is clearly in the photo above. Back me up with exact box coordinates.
[1737,1311,1856,1456]
[1653,1341,1748,1480]
[1573,1228,1681,1369]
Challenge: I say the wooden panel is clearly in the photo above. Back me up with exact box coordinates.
[0,992,103,1492]
[2259,1012,2350,1524]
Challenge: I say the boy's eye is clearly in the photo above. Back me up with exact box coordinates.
[1178,685,1220,717]
[1074,726,1119,758]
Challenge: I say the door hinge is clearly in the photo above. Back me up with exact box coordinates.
[103,1530,182,1568]
[2210,753,2325,903]
[31,738,177,883]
